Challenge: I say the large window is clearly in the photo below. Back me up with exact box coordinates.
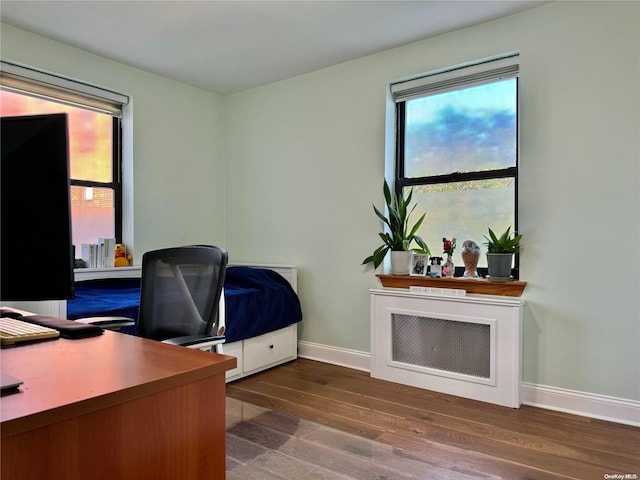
[0,61,128,258]
[392,54,519,275]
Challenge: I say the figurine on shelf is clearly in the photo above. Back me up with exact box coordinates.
[461,239,481,277]
[428,256,443,277]
[442,237,456,277]
[114,243,132,267]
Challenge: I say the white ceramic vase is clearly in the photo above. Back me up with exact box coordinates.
[390,251,411,275]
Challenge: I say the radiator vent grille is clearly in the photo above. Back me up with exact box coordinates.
[391,314,490,378]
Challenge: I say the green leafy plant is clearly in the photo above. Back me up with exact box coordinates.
[483,226,522,254]
[362,180,430,269]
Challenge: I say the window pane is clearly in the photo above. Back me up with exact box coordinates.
[71,186,114,246]
[2,89,117,249]
[404,79,517,178]
[0,89,113,182]
[405,178,515,267]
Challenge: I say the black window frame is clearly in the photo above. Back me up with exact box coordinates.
[394,73,520,278]
[1,61,128,248]
[69,116,123,243]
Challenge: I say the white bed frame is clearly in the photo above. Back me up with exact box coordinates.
[223,263,299,382]
[8,263,299,383]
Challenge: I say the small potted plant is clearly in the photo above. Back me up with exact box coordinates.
[362,180,430,274]
[483,226,522,280]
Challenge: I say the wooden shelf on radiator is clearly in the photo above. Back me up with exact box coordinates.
[376,274,526,297]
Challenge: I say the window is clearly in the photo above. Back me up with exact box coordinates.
[392,54,519,275]
[0,61,129,257]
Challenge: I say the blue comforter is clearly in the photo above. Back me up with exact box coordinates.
[67,266,302,342]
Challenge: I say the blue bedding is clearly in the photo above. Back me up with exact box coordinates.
[67,278,140,335]
[224,267,302,342]
[67,266,302,342]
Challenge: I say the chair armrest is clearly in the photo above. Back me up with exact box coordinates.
[75,316,136,330]
[217,289,226,336]
[162,334,225,350]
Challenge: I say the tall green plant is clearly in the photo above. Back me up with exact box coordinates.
[483,226,522,254]
[362,180,430,269]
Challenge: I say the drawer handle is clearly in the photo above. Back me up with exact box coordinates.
[268,344,274,349]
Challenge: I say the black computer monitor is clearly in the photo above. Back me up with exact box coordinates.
[1,113,75,301]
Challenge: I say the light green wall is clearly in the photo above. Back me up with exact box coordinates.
[0,23,227,259]
[223,1,640,401]
[1,1,638,402]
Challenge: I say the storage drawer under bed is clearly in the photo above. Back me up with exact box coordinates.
[224,324,297,381]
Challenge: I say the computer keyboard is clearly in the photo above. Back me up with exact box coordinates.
[0,317,60,346]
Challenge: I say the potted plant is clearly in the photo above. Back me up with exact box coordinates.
[362,180,430,274]
[482,226,522,280]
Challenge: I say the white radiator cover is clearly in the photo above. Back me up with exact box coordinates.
[370,288,525,408]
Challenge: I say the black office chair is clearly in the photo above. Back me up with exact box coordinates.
[79,245,228,352]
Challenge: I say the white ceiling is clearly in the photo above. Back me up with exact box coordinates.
[0,1,545,95]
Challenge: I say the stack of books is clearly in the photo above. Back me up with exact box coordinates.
[80,238,116,269]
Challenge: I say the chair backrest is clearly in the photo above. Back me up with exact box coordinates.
[137,245,228,341]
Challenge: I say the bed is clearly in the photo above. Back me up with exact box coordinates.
[67,264,302,382]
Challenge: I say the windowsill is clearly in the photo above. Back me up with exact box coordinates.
[74,266,141,281]
[376,274,526,297]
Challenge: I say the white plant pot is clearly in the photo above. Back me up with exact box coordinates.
[390,250,411,275]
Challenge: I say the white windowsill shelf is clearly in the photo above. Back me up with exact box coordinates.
[74,266,141,281]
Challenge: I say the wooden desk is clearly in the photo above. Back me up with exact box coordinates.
[1,331,236,480]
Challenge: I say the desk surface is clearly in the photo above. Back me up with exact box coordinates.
[1,331,236,437]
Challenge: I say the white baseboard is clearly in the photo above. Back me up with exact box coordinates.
[297,341,370,372]
[521,382,640,427]
[297,341,640,427]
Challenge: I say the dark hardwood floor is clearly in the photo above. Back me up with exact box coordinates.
[226,359,640,480]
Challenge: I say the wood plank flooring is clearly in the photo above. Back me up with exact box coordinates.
[226,359,640,480]
[226,397,498,480]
